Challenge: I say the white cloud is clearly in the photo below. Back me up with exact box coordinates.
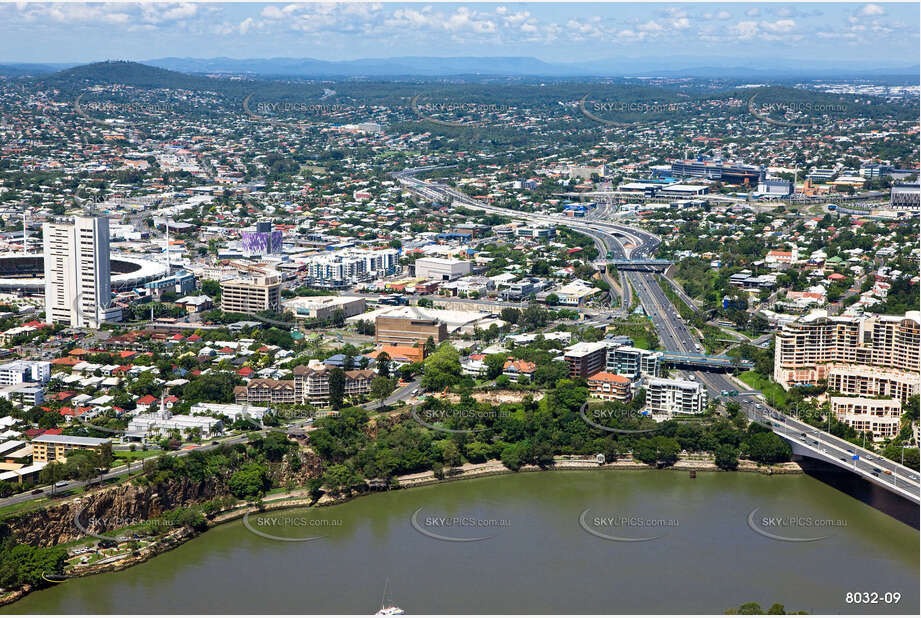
[730,20,759,40]
[637,20,663,33]
[860,4,885,17]
[761,19,796,34]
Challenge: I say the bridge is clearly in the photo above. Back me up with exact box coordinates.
[660,351,754,370]
[746,404,920,504]
[610,259,673,272]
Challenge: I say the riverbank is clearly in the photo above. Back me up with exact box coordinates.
[0,455,802,608]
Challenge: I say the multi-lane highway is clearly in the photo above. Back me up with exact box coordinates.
[397,167,920,503]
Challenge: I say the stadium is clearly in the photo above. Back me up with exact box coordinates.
[0,254,169,294]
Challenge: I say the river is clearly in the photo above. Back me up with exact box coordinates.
[4,470,918,614]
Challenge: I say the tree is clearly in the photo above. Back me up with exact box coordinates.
[200,279,221,299]
[545,293,560,306]
[440,441,462,468]
[38,411,61,429]
[228,463,271,500]
[520,301,549,330]
[376,352,392,378]
[322,463,364,494]
[500,307,520,325]
[328,367,346,410]
[424,336,436,356]
[40,462,67,491]
[484,354,507,380]
[421,344,462,392]
[746,432,792,464]
[634,436,680,467]
[0,543,68,590]
[501,443,523,471]
[371,376,396,408]
[715,444,739,470]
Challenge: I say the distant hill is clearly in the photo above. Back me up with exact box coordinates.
[143,55,920,81]
[33,60,230,91]
[0,63,72,78]
[145,55,570,78]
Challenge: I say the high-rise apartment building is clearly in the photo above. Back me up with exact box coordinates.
[304,248,399,288]
[43,216,121,328]
[646,377,709,417]
[774,310,920,397]
[605,344,662,379]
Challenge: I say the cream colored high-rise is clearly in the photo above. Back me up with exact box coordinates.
[43,216,122,328]
[774,309,920,401]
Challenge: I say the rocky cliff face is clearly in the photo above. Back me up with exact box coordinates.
[6,477,224,547]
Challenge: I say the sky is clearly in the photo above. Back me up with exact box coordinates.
[0,2,918,67]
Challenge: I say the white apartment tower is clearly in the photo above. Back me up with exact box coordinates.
[43,216,121,328]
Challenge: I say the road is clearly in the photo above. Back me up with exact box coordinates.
[0,434,252,509]
[365,379,421,410]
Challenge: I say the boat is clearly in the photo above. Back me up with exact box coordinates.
[375,578,405,615]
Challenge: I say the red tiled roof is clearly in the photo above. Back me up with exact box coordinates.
[587,371,631,384]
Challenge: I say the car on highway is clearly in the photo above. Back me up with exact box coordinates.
[54,480,68,488]
[31,488,44,495]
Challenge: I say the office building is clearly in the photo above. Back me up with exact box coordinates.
[31,434,110,463]
[414,257,472,281]
[375,309,448,348]
[240,221,284,256]
[860,164,893,179]
[43,216,122,328]
[669,158,762,185]
[515,225,556,240]
[646,377,708,417]
[757,176,793,196]
[774,310,920,396]
[220,273,281,314]
[890,183,920,211]
[563,342,609,379]
[145,270,196,298]
[829,396,902,441]
[283,295,367,323]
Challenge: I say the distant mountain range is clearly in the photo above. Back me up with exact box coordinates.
[2,56,918,81]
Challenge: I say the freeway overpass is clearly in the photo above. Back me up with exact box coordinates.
[396,168,919,505]
[659,352,754,371]
[610,259,673,272]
